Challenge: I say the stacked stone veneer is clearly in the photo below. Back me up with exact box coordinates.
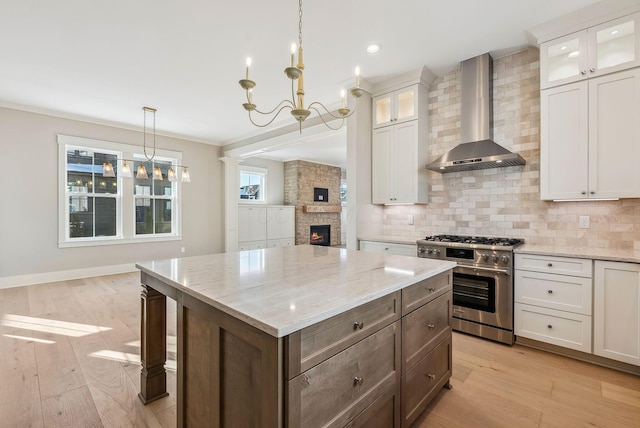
[284,160,342,246]
[382,47,640,251]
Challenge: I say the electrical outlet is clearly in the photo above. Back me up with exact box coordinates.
[579,216,590,229]
[181,247,186,253]
[408,215,414,225]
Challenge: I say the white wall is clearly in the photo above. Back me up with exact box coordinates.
[239,157,285,205]
[0,107,224,286]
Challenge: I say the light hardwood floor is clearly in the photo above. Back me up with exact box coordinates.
[1,272,639,427]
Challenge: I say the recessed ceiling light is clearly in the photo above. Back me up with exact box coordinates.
[366,44,381,54]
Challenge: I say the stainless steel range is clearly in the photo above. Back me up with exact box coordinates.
[417,234,524,345]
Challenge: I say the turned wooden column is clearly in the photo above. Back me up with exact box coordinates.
[139,283,169,404]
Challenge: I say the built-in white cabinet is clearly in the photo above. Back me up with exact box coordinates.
[372,84,420,129]
[515,254,593,353]
[238,205,294,250]
[540,12,640,89]
[359,240,417,257]
[540,68,640,200]
[371,82,429,205]
[594,260,640,366]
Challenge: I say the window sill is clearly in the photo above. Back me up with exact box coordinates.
[58,235,182,248]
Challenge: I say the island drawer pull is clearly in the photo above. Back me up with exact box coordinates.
[427,323,436,329]
[427,287,436,292]
[547,289,553,294]
[353,321,364,330]
[427,374,436,380]
[353,376,363,386]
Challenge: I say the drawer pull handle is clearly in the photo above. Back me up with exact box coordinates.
[427,323,436,329]
[547,324,553,329]
[547,290,553,294]
[353,376,364,386]
[427,287,436,292]
[547,263,553,267]
[353,321,364,330]
[427,374,436,380]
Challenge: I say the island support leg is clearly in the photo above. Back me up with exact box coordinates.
[139,284,169,404]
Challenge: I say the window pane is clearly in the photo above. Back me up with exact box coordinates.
[69,196,92,237]
[67,149,94,192]
[155,199,172,234]
[136,198,154,234]
[95,153,117,194]
[239,172,262,200]
[95,198,117,236]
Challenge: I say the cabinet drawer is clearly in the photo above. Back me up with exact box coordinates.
[402,334,452,427]
[402,271,451,315]
[267,238,294,248]
[515,303,592,353]
[515,254,592,277]
[359,240,417,257]
[344,385,400,428]
[285,291,400,378]
[515,270,592,315]
[287,322,400,428]
[402,291,452,373]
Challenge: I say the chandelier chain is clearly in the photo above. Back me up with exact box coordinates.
[298,0,303,48]
[143,107,157,162]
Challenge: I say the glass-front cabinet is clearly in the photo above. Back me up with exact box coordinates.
[540,12,640,89]
[372,84,419,128]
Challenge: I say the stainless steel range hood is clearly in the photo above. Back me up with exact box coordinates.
[426,53,525,173]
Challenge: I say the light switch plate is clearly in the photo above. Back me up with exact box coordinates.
[408,215,414,225]
[579,216,590,229]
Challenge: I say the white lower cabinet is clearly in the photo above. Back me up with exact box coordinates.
[515,254,593,353]
[594,261,640,366]
[359,240,417,257]
[238,205,295,250]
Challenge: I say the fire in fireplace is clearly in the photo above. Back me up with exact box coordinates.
[309,225,330,246]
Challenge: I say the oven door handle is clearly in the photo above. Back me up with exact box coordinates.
[459,266,511,276]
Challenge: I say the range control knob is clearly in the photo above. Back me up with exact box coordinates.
[433,249,441,256]
[418,247,425,254]
[426,248,433,254]
[481,253,489,261]
[501,255,510,264]
[491,254,500,263]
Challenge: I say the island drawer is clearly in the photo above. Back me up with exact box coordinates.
[344,384,400,428]
[401,271,451,315]
[401,334,452,427]
[515,254,592,277]
[515,303,592,353]
[401,291,452,373]
[287,322,400,428]
[515,270,592,315]
[285,291,400,378]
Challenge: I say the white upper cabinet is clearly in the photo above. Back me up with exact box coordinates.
[540,12,640,89]
[372,84,420,129]
[540,68,640,200]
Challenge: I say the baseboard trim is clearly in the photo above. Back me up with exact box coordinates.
[516,336,640,376]
[0,263,138,290]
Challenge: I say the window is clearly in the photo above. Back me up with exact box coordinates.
[58,135,183,247]
[239,167,267,203]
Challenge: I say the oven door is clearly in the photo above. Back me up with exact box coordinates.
[451,265,512,330]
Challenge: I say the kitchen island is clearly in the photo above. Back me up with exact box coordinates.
[136,245,456,427]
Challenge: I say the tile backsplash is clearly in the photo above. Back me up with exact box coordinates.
[382,47,640,251]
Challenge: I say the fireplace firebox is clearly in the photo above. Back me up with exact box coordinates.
[309,225,330,246]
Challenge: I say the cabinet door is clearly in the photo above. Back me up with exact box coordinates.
[588,68,640,199]
[372,127,393,203]
[540,82,589,200]
[266,206,294,240]
[394,121,419,203]
[588,12,640,78]
[372,93,393,128]
[237,206,267,242]
[540,30,588,89]
[594,261,640,366]
[394,85,419,124]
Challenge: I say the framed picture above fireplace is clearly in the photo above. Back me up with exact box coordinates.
[313,187,328,202]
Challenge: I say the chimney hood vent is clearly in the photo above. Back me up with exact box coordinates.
[426,53,525,173]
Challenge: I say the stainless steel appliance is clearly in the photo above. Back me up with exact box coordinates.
[417,234,524,344]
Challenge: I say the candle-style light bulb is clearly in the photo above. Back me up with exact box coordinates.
[340,89,346,108]
[355,66,361,88]
[291,43,296,67]
[246,57,252,79]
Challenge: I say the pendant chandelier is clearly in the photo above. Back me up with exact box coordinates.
[238,0,364,132]
[101,107,191,182]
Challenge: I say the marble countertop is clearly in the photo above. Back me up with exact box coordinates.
[515,244,640,264]
[358,235,420,245]
[136,245,455,338]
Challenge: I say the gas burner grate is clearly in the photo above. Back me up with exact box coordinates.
[424,234,523,247]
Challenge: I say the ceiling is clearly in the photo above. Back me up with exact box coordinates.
[0,0,608,167]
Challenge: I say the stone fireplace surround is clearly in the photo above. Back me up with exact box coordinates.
[284,160,342,246]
